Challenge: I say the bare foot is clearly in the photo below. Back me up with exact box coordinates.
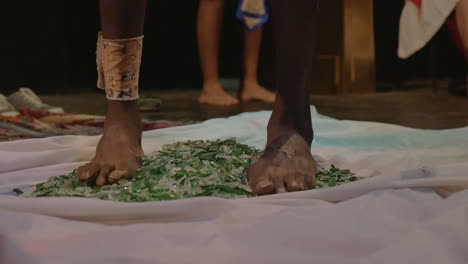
[77,101,143,186]
[198,83,239,106]
[247,133,317,195]
[240,81,276,104]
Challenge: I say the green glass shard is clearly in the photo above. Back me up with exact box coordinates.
[16,138,362,202]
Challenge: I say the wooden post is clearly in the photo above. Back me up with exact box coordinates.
[341,0,376,94]
[311,0,376,94]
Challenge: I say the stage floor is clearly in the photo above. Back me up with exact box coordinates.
[41,88,468,130]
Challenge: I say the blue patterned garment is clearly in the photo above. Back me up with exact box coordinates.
[236,0,269,31]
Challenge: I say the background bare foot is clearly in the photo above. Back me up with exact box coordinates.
[247,133,317,195]
[199,83,240,106]
[240,81,276,104]
[77,101,143,186]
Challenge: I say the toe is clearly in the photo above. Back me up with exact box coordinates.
[230,98,240,105]
[221,97,238,106]
[85,164,100,183]
[266,94,276,104]
[272,175,288,193]
[199,94,239,106]
[254,180,275,195]
[248,165,275,195]
[248,161,272,195]
[96,165,113,187]
[285,174,304,192]
[108,169,130,184]
[77,163,100,182]
[304,173,316,189]
[76,164,90,181]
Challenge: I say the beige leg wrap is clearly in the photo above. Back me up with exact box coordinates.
[96,32,143,101]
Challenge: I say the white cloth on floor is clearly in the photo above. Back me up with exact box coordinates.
[399,0,459,58]
[1,107,468,264]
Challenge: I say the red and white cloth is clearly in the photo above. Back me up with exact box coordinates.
[399,0,460,58]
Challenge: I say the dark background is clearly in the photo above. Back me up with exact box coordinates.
[0,0,465,94]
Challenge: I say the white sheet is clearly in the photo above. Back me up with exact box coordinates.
[1,107,467,264]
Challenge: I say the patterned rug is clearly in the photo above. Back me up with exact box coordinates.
[0,109,191,141]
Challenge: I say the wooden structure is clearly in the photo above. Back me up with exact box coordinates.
[312,0,376,94]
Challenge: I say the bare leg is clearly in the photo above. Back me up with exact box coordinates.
[77,0,146,186]
[197,0,239,106]
[456,0,468,56]
[240,28,276,103]
[248,0,318,195]
[457,0,468,94]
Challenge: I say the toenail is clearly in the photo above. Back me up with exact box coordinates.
[277,187,287,193]
[80,172,89,180]
[256,181,272,190]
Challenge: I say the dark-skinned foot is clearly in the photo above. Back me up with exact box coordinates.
[77,101,143,186]
[247,132,317,195]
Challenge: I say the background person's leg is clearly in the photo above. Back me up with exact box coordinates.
[456,0,468,94]
[77,0,146,186]
[248,0,318,195]
[197,0,239,106]
[240,28,276,104]
[456,0,468,56]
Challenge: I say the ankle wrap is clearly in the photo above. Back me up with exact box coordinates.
[96,32,143,101]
